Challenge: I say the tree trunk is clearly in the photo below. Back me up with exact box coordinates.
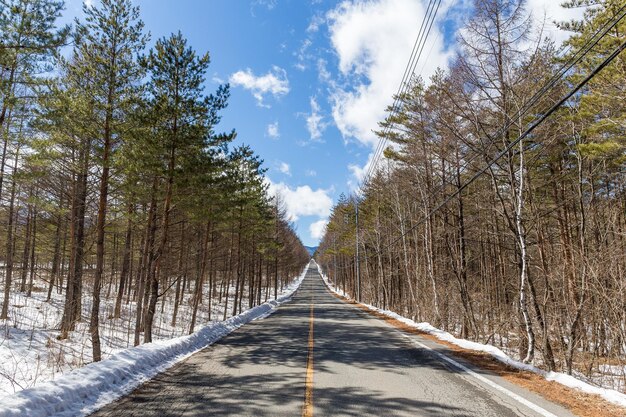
[27,205,37,297]
[114,203,134,319]
[134,180,157,346]
[60,137,91,338]
[0,143,21,319]
[144,139,176,343]
[47,207,64,302]
[20,194,33,293]
[190,221,211,334]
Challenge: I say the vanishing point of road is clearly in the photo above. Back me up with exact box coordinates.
[91,261,574,417]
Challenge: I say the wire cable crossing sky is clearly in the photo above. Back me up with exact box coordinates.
[60,0,586,246]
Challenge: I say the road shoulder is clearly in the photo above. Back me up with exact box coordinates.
[320,281,625,417]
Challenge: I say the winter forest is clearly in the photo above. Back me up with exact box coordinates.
[2,0,626,407]
[0,0,309,393]
[317,0,626,393]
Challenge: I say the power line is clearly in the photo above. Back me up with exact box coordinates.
[362,0,442,187]
[332,1,626,280]
[361,0,443,188]
[355,2,626,219]
[363,0,438,186]
[362,36,626,260]
[349,0,442,294]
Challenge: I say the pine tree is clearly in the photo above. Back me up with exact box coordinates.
[561,0,625,165]
[139,31,231,343]
[557,0,626,374]
[0,0,68,196]
[68,0,148,362]
[0,0,68,319]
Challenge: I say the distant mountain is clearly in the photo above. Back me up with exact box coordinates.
[304,246,318,257]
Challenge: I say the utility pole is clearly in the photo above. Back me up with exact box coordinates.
[355,197,360,302]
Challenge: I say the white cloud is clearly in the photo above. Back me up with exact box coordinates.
[306,97,326,141]
[296,39,313,71]
[326,0,452,148]
[347,150,399,191]
[348,161,366,186]
[252,0,277,11]
[307,13,325,33]
[317,58,332,83]
[267,179,333,222]
[84,0,93,7]
[310,219,329,240]
[347,153,373,191]
[278,162,291,176]
[526,0,585,45]
[229,66,289,107]
[267,121,280,139]
[305,169,317,177]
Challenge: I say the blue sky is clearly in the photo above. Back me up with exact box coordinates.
[63,0,580,247]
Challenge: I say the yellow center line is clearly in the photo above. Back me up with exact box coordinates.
[302,301,314,417]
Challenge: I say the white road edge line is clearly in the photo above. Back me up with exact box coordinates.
[319,268,562,417]
[398,334,559,417]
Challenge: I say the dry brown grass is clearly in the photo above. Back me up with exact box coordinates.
[326,288,626,417]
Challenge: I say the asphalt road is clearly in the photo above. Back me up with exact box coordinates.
[90,261,575,417]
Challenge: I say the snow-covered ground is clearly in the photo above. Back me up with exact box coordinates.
[315,262,626,409]
[0,268,306,417]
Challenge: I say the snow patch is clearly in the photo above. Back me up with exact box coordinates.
[0,269,307,417]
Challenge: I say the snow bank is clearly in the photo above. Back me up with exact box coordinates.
[315,262,626,409]
[0,269,307,417]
